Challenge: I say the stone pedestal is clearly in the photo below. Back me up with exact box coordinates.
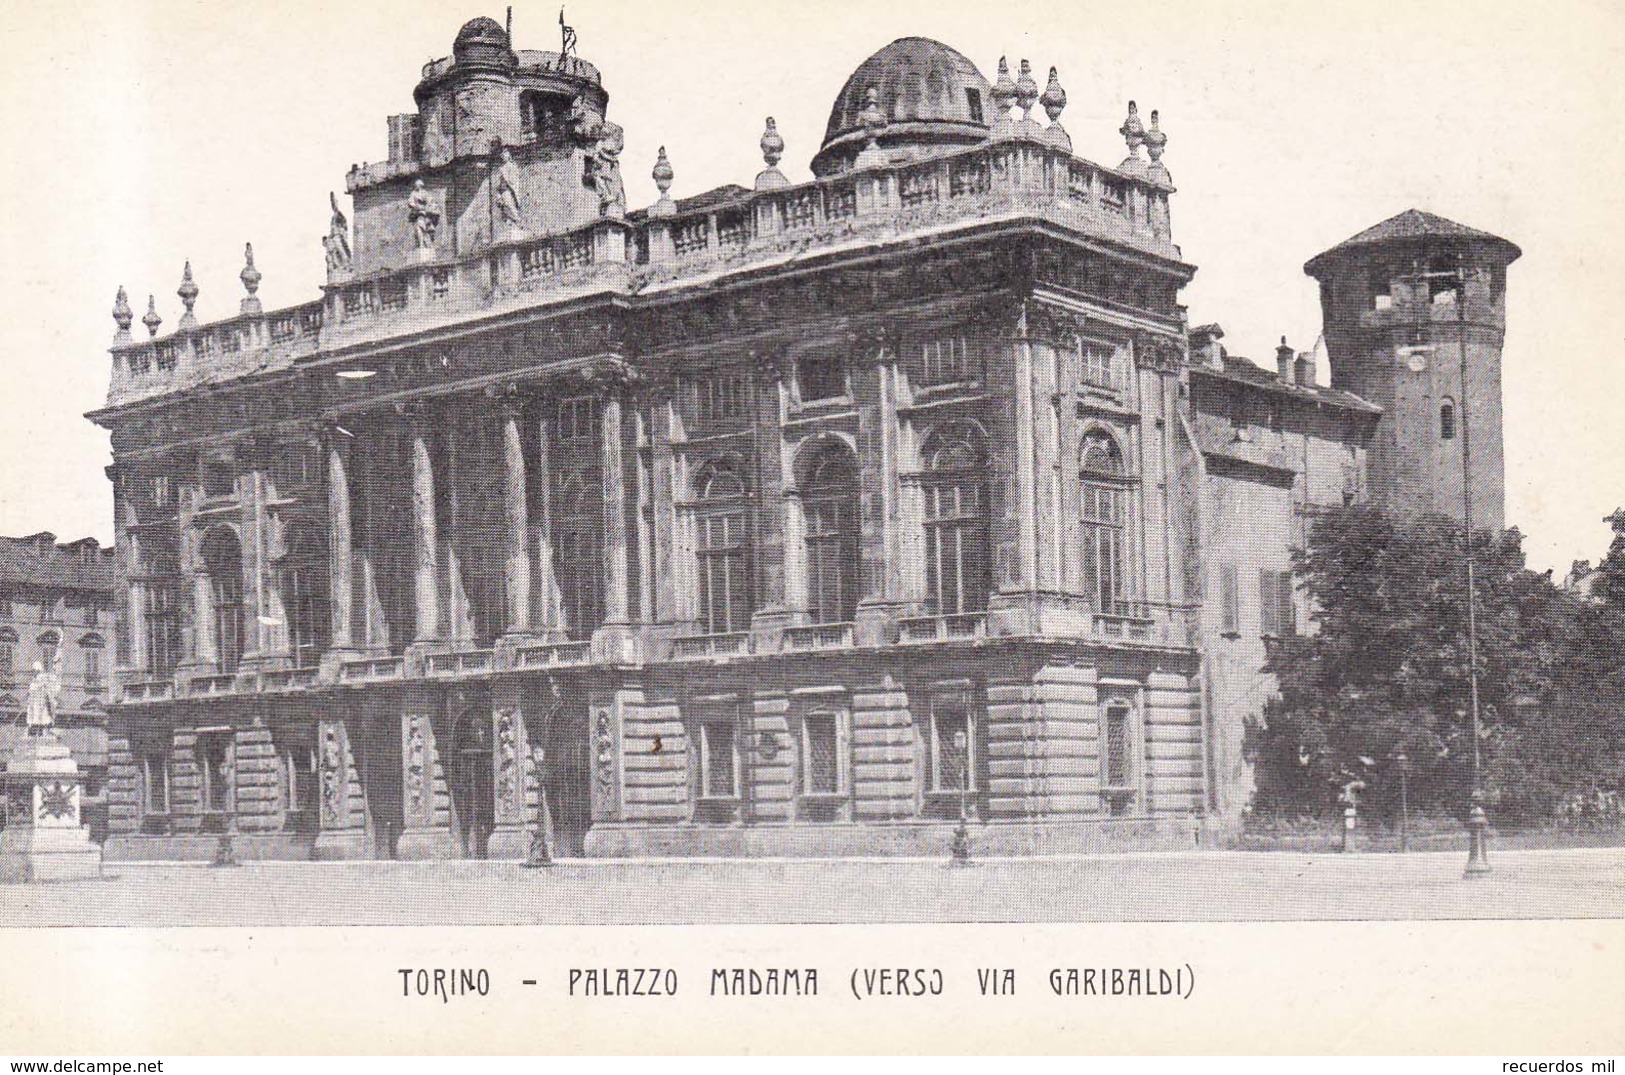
[1,731,103,883]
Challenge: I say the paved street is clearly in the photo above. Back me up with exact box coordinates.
[1,847,1622,925]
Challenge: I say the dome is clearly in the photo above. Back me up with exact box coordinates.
[811,37,992,177]
[452,16,515,69]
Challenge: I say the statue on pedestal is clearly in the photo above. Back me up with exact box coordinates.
[570,99,626,219]
[24,657,59,737]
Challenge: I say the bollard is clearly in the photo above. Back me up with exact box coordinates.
[1341,805,1358,854]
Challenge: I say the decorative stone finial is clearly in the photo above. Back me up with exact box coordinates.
[990,57,1018,135]
[142,295,162,338]
[1119,100,1147,174]
[755,117,789,191]
[859,86,887,147]
[112,286,133,343]
[1145,109,1170,184]
[1040,66,1070,151]
[650,146,675,216]
[239,243,263,315]
[1015,59,1042,135]
[176,261,199,330]
[854,86,888,169]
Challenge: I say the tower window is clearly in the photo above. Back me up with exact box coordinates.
[965,88,984,124]
[1440,399,1456,441]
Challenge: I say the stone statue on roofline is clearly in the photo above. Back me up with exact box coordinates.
[493,145,526,233]
[407,179,441,251]
[569,96,626,219]
[324,191,352,273]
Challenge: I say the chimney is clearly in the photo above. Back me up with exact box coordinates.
[1188,323,1226,370]
[1275,336,1294,384]
[1295,350,1317,387]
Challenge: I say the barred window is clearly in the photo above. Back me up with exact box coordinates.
[692,368,747,426]
[801,712,845,797]
[920,335,976,387]
[1100,699,1138,816]
[928,694,975,794]
[698,719,739,800]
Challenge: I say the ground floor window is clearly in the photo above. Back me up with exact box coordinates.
[927,693,975,795]
[1100,699,1140,816]
[698,719,739,801]
[800,711,847,797]
[197,732,233,814]
[142,749,170,815]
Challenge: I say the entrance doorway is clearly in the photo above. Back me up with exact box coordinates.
[543,708,592,857]
[449,706,494,858]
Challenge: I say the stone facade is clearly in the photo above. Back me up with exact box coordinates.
[0,534,117,837]
[85,19,1512,856]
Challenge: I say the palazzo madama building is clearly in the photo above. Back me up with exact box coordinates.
[88,17,1516,859]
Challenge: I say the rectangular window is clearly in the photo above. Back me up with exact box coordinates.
[1100,699,1138,816]
[920,336,975,386]
[1081,482,1127,612]
[1260,569,1296,637]
[146,583,181,679]
[1219,563,1239,635]
[698,720,739,800]
[795,355,846,403]
[929,695,974,794]
[0,592,10,617]
[83,601,100,627]
[801,712,845,797]
[692,369,747,425]
[556,397,599,444]
[1081,345,1116,390]
[0,642,13,680]
[965,88,984,124]
[925,481,989,616]
[41,594,59,623]
[697,512,751,635]
[83,649,101,685]
[152,476,171,506]
[198,734,232,814]
[143,751,170,814]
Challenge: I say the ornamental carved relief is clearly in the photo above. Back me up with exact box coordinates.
[592,709,616,815]
[494,709,520,817]
[404,715,427,820]
[1131,329,1186,374]
[320,724,345,825]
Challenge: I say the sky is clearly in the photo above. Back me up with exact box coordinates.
[0,0,1621,574]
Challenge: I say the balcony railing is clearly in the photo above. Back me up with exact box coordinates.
[899,612,988,644]
[260,666,320,692]
[513,640,592,669]
[187,673,240,697]
[339,656,405,683]
[423,649,494,677]
[106,135,1176,410]
[120,679,174,703]
[782,623,855,652]
[672,632,751,660]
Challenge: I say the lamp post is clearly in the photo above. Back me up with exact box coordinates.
[1454,257,1492,878]
[949,729,973,866]
[1395,748,1411,853]
[1398,256,1492,877]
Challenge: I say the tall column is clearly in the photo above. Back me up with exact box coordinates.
[326,425,356,653]
[599,379,630,627]
[408,410,442,642]
[499,395,532,636]
[532,408,561,638]
[1013,320,1040,591]
[126,580,149,676]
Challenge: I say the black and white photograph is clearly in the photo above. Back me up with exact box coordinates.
[0,0,1621,1059]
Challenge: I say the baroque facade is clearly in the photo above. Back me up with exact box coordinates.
[88,19,1512,858]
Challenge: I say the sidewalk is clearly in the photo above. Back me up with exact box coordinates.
[2,846,1622,926]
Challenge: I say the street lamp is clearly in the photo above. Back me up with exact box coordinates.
[949,729,973,866]
[1399,256,1492,877]
[1394,748,1411,853]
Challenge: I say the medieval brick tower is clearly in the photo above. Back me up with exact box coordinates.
[1305,209,1520,531]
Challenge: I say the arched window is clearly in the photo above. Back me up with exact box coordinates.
[694,460,752,634]
[201,528,244,674]
[921,428,990,616]
[554,472,603,642]
[801,443,860,624]
[1080,429,1131,613]
[1440,398,1457,441]
[280,525,329,669]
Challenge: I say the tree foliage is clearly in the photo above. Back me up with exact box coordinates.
[1248,505,1625,824]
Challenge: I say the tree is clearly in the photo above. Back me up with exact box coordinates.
[1248,505,1625,825]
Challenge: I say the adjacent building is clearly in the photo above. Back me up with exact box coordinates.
[85,17,1514,858]
[0,533,118,835]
